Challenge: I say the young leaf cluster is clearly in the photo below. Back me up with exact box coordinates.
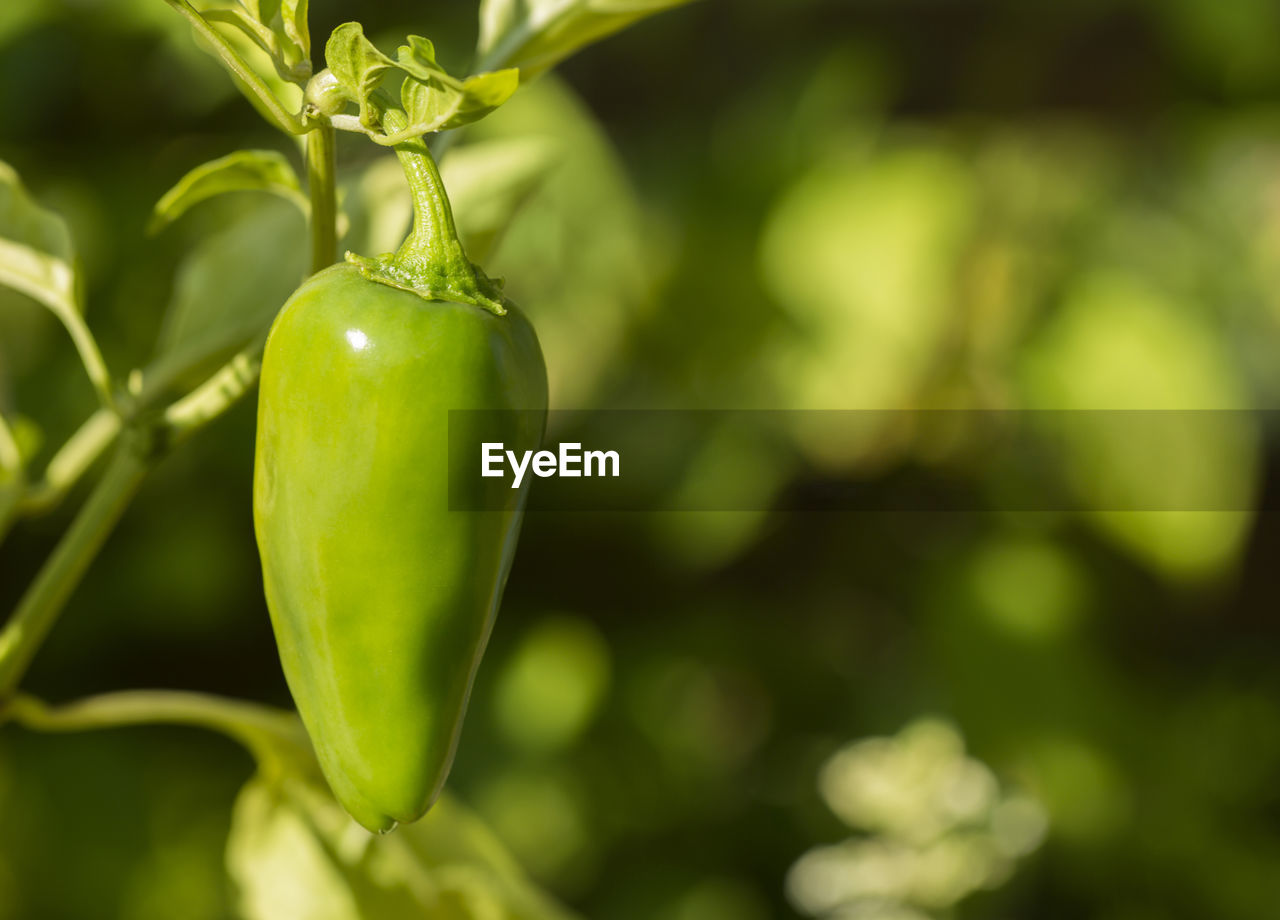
[324,23,519,146]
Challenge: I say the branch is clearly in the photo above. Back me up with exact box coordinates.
[19,408,121,515]
[2,690,309,772]
[0,444,150,696]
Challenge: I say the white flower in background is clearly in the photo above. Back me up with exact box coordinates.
[787,718,1047,919]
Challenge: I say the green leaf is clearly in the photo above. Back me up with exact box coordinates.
[204,0,310,81]
[397,68,519,138]
[439,137,557,261]
[281,0,311,63]
[203,7,278,60]
[227,778,363,920]
[237,0,276,22]
[324,21,395,129]
[149,149,307,234]
[0,160,113,406]
[164,0,307,133]
[477,0,697,77]
[0,159,78,315]
[395,34,446,82]
[146,196,306,397]
[227,774,580,920]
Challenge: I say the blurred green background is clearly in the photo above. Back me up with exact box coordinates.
[4,0,1280,918]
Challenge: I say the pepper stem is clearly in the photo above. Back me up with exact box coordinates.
[345,107,506,314]
[305,120,338,273]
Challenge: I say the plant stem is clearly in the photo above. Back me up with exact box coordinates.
[2,690,309,772]
[0,444,150,697]
[345,107,504,313]
[306,120,338,273]
[0,415,21,537]
[393,142,465,275]
[163,340,265,444]
[19,408,122,515]
[55,305,118,413]
[0,335,272,697]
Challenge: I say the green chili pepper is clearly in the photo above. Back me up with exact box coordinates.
[253,120,547,833]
